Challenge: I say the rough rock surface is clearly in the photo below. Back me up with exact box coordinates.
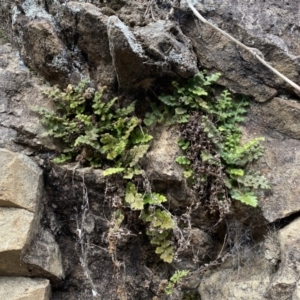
[245,101,300,222]
[1,0,300,99]
[0,149,63,283]
[59,2,116,88]
[0,0,300,299]
[0,276,51,300]
[144,126,183,182]
[0,207,36,273]
[0,42,57,153]
[0,148,43,211]
[107,15,146,89]
[181,0,300,101]
[199,264,271,300]
[23,229,64,282]
[14,17,70,85]
[267,217,300,299]
[199,229,280,300]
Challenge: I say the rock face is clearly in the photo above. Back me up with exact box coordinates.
[199,264,272,300]
[0,0,300,299]
[0,42,57,153]
[59,2,116,87]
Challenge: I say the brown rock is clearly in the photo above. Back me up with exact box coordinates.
[199,246,272,300]
[144,126,183,182]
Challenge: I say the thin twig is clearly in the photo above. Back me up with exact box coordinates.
[186,0,300,95]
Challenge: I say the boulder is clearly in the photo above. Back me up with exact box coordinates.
[0,207,39,276]
[108,16,198,89]
[244,101,300,222]
[0,149,63,283]
[134,20,198,78]
[60,2,116,88]
[199,250,272,299]
[107,15,146,89]
[181,0,300,101]
[267,217,300,299]
[23,230,64,281]
[0,148,43,211]
[0,276,51,300]
[14,16,70,85]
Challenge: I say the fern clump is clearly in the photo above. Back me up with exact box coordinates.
[36,79,152,170]
[36,80,175,264]
[147,71,269,212]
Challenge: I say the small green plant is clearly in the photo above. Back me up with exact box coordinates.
[36,79,176,264]
[125,182,175,263]
[36,71,270,268]
[199,90,269,207]
[36,80,152,170]
[151,71,269,210]
[165,270,189,295]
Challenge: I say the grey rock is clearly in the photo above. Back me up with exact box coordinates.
[61,2,116,88]
[267,217,300,299]
[199,248,272,299]
[134,20,198,78]
[245,105,300,222]
[13,16,70,85]
[250,97,300,140]
[23,230,64,281]
[181,0,300,101]
[0,277,51,300]
[0,42,58,152]
[108,16,198,89]
[0,207,40,276]
[107,15,146,89]
[0,148,43,211]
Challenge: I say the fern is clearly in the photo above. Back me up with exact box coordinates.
[125,182,144,210]
[36,79,152,169]
[165,270,190,295]
[168,72,269,209]
[230,190,258,207]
